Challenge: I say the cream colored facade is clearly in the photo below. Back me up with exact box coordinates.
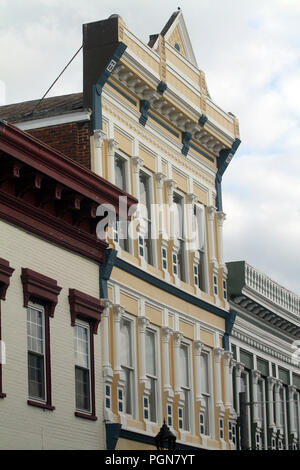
[0,221,104,450]
[88,11,240,450]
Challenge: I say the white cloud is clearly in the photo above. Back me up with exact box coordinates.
[0,81,5,105]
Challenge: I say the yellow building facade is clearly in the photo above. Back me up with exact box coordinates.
[83,10,241,450]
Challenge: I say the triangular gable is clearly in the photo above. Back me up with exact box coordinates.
[148,9,198,67]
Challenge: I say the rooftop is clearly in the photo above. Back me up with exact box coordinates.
[0,93,84,123]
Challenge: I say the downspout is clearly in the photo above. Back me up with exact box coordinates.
[216,138,241,211]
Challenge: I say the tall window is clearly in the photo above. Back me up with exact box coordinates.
[193,204,208,292]
[114,154,129,252]
[27,303,46,401]
[179,343,191,431]
[173,193,186,282]
[139,171,154,266]
[74,321,91,413]
[146,329,158,422]
[200,352,211,435]
[240,371,251,448]
[120,316,134,415]
[294,392,300,436]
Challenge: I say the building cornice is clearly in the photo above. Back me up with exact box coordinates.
[0,120,137,264]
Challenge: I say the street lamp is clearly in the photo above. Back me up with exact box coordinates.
[155,420,176,450]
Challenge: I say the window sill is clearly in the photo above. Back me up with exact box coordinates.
[75,411,98,421]
[0,393,6,399]
[27,400,55,411]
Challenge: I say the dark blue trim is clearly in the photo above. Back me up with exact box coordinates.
[99,249,118,298]
[181,132,191,156]
[92,42,127,130]
[157,81,167,95]
[222,308,237,350]
[148,112,179,138]
[119,429,206,451]
[106,423,122,450]
[198,114,208,127]
[139,100,151,126]
[106,80,137,106]
[216,138,241,211]
[189,142,215,163]
[115,258,228,320]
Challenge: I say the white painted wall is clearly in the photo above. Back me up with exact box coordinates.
[0,220,105,450]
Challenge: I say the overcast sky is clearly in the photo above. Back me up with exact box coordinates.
[1,0,300,295]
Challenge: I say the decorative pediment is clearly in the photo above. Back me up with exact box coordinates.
[149,9,198,67]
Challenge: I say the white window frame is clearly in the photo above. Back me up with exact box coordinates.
[257,378,268,449]
[27,302,46,403]
[179,339,194,433]
[193,203,209,293]
[173,190,189,284]
[200,348,214,438]
[113,150,132,193]
[120,312,138,418]
[145,326,161,424]
[240,371,252,448]
[74,319,92,414]
[279,385,289,449]
[139,167,157,267]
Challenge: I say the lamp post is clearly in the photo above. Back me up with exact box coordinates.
[155,420,176,450]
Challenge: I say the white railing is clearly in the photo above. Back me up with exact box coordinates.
[244,262,300,316]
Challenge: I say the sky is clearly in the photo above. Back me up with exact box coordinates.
[1,0,300,295]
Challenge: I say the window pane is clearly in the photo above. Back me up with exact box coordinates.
[257,381,264,422]
[149,376,157,422]
[115,155,126,190]
[122,366,132,415]
[183,388,190,430]
[28,352,45,400]
[179,344,189,387]
[203,395,210,435]
[120,318,132,367]
[146,330,156,376]
[200,354,209,394]
[27,307,44,354]
[74,325,89,369]
[75,366,90,412]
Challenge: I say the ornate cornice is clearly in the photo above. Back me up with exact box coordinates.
[0,120,137,264]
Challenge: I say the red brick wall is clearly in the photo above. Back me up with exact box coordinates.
[28,122,91,169]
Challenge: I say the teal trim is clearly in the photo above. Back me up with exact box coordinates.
[92,42,127,130]
[100,249,118,298]
[115,258,228,320]
[198,114,208,127]
[189,142,214,163]
[139,100,151,126]
[148,112,179,138]
[157,81,167,95]
[106,80,137,106]
[223,309,237,350]
[182,132,191,156]
[216,138,241,211]
[106,423,122,450]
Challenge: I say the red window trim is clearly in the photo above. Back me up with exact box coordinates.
[69,289,103,421]
[21,268,62,410]
[0,258,14,398]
